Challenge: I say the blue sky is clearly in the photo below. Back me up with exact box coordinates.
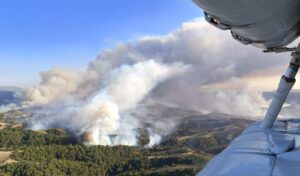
[0,0,201,87]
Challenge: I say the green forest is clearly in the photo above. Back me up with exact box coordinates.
[0,114,211,176]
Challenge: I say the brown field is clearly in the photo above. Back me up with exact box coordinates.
[0,151,12,162]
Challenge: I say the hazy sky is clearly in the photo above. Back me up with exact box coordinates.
[0,0,201,87]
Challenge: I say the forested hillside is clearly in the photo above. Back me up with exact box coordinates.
[0,106,253,176]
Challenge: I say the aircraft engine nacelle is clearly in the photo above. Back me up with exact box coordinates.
[193,0,300,49]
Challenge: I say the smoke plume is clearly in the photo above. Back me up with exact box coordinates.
[26,60,188,146]
[24,18,295,146]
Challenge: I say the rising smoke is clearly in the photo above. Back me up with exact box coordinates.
[24,18,293,146]
[26,60,188,146]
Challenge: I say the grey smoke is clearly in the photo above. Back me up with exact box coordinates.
[26,60,188,146]
[24,18,294,146]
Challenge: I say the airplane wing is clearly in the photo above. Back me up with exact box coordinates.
[197,120,300,176]
[192,0,300,49]
[192,1,300,175]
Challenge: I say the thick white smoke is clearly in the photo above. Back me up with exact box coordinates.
[27,60,188,146]
[25,18,295,146]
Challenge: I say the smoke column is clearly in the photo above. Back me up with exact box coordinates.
[26,60,188,146]
[23,18,294,146]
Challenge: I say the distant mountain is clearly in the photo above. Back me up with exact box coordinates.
[160,112,253,154]
[132,105,253,154]
[0,86,23,92]
[0,86,23,106]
